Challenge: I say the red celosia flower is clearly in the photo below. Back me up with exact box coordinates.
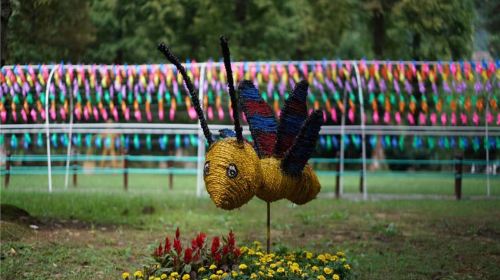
[196,233,206,248]
[191,238,198,250]
[234,247,241,258]
[211,236,220,256]
[175,227,180,239]
[158,242,163,256]
[174,238,182,255]
[184,248,193,263]
[214,252,221,263]
[228,231,235,248]
[165,237,171,253]
[222,245,229,256]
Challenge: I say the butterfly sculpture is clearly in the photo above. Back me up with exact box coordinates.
[158,37,323,210]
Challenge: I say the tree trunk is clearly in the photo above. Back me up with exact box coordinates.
[1,0,13,66]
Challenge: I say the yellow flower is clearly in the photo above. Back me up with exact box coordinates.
[324,267,333,275]
[161,274,167,279]
[182,274,190,280]
[270,263,276,269]
[221,272,228,278]
[239,264,248,270]
[266,272,273,278]
[301,273,308,278]
[154,277,161,280]
[333,274,340,280]
[216,270,224,275]
[148,277,154,280]
[277,267,285,273]
[209,275,219,280]
[306,252,313,259]
[258,271,264,276]
[198,267,206,273]
[170,272,179,279]
[317,254,327,262]
[312,266,319,272]
[336,251,345,257]
[122,272,130,279]
[250,273,258,279]
[231,271,238,277]
[343,264,351,270]
[209,264,217,270]
[134,271,144,278]
[317,276,326,280]
[248,249,256,255]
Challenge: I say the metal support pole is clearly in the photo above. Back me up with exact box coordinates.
[352,62,367,200]
[123,149,128,191]
[335,151,340,198]
[266,202,271,254]
[168,161,173,190]
[64,81,75,189]
[339,87,348,197]
[196,65,207,197]
[455,155,463,200]
[4,151,11,188]
[72,150,77,187]
[45,65,58,193]
[485,90,492,197]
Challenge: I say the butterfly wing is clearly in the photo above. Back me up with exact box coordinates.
[281,110,323,176]
[274,80,309,157]
[238,80,277,158]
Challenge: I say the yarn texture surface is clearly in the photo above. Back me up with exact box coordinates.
[204,138,261,210]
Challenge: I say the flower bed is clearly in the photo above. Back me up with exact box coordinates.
[122,229,352,280]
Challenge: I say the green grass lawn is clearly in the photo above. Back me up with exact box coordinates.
[3,173,499,196]
[1,175,500,279]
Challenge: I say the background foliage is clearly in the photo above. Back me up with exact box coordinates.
[3,0,498,64]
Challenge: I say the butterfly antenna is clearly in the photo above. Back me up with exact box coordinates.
[158,43,213,145]
[220,36,244,143]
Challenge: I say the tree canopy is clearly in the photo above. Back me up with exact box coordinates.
[3,0,495,64]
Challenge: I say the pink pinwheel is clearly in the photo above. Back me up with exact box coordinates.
[395,112,401,124]
[146,111,152,122]
[440,113,447,125]
[134,109,142,121]
[50,108,56,120]
[124,107,130,121]
[472,112,479,126]
[112,107,119,122]
[430,112,437,125]
[169,108,175,121]
[59,107,66,121]
[384,111,391,124]
[450,112,457,126]
[418,112,426,125]
[407,112,415,125]
[497,113,500,125]
[40,109,46,121]
[93,107,99,121]
[330,108,337,122]
[460,113,467,125]
[217,107,224,120]
[74,107,81,121]
[101,108,108,121]
[348,108,355,123]
[372,111,379,124]
[486,111,493,124]
[1,111,6,123]
[322,110,327,123]
[207,106,214,120]
[12,111,17,122]
[30,109,37,122]
[21,109,28,122]
[158,109,164,121]
[188,107,196,120]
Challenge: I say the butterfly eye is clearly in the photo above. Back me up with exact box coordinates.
[204,161,210,176]
[226,164,238,179]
